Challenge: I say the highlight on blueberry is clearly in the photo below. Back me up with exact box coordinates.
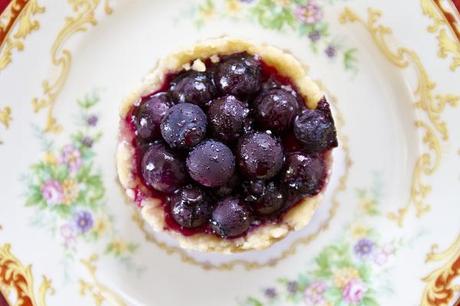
[169,185,212,229]
[141,143,187,193]
[237,131,284,180]
[186,140,235,188]
[210,197,252,238]
[160,103,207,150]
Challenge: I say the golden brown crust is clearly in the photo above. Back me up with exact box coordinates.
[117,37,328,253]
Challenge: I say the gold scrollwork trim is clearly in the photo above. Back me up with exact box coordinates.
[0,0,45,71]
[421,234,460,306]
[79,255,127,306]
[0,105,12,144]
[339,7,459,226]
[0,243,54,306]
[127,85,351,271]
[31,0,112,133]
[421,0,460,71]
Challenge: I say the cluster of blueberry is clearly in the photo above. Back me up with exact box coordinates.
[128,52,337,239]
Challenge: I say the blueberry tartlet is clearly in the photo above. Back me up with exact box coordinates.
[117,38,338,253]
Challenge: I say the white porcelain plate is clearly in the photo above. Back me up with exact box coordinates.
[1,0,460,305]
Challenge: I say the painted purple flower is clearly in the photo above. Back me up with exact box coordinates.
[295,1,323,24]
[354,238,374,258]
[287,281,298,294]
[87,115,98,127]
[60,223,76,247]
[325,45,337,58]
[74,211,93,234]
[304,281,327,306]
[60,144,82,173]
[81,136,93,148]
[41,180,64,205]
[264,288,277,299]
[342,279,367,304]
[308,30,321,42]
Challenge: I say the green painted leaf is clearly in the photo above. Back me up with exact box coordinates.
[299,23,314,35]
[324,287,342,301]
[344,48,358,71]
[315,251,330,270]
[358,265,371,282]
[362,296,379,306]
[244,297,264,306]
[51,204,72,217]
[297,274,309,289]
[53,165,69,181]
[77,94,100,109]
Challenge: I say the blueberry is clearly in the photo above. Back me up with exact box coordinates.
[281,152,326,199]
[186,140,235,187]
[210,197,252,238]
[141,143,187,193]
[215,53,262,97]
[254,88,299,133]
[160,103,207,150]
[134,92,173,141]
[169,185,212,228]
[242,180,284,215]
[237,132,284,180]
[293,108,338,152]
[169,71,216,107]
[208,95,249,142]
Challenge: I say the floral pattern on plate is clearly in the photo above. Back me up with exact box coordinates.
[22,92,138,276]
[187,0,358,70]
[240,174,403,306]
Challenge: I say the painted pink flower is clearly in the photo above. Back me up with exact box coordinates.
[373,249,389,265]
[60,223,76,247]
[41,180,63,205]
[295,1,323,24]
[342,279,367,304]
[60,144,82,173]
[382,243,396,256]
[304,281,327,306]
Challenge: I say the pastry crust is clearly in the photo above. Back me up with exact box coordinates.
[117,37,328,253]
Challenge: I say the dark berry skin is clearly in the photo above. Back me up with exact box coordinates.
[169,185,212,228]
[242,180,285,216]
[237,132,284,180]
[293,108,338,152]
[169,71,216,107]
[254,88,299,133]
[134,92,173,141]
[210,197,252,238]
[141,143,187,193]
[281,152,326,200]
[160,103,207,150]
[186,140,235,187]
[215,53,262,98]
[213,173,241,198]
[208,95,249,142]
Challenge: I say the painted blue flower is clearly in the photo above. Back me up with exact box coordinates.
[264,288,277,299]
[81,136,93,148]
[325,45,337,58]
[308,30,321,42]
[287,281,298,294]
[354,238,374,257]
[87,115,98,127]
[74,211,94,234]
